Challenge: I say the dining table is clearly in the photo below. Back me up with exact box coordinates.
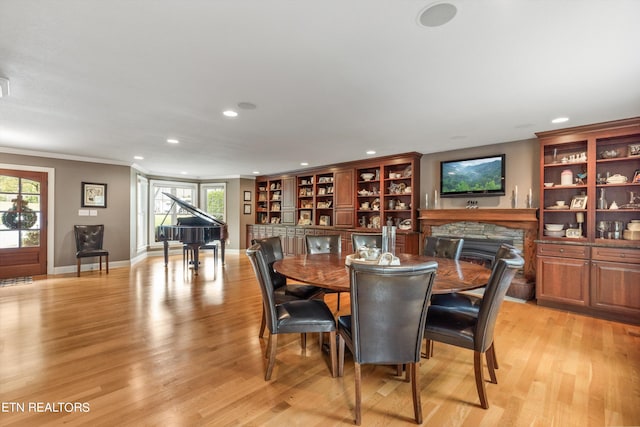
[273,253,491,294]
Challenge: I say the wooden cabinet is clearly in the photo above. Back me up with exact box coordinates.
[536,243,590,307]
[255,152,420,232]
[536,118,640,324]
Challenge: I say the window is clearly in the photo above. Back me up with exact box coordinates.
[201,183,226,221]
[149,180,197,246]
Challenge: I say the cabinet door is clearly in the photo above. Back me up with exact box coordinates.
[334,168,355,227]
[591,260,640,319]
[536,256,590,307]
[281,177,295,210]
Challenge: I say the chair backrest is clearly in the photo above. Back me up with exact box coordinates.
[348,262,438,365]
[246,243,278,334]
[251,236,287,289]
[305,234,341,254]
[351,233,382,252]
[74,225,105,252]
[423,236,464,260]
[475,248,524,352]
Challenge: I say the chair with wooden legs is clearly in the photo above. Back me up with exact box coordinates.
[337,261,438,425]
[246,243,337,381]
[423,248,524,409]
[74,224,109,277]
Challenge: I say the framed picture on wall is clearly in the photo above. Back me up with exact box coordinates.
[243,204,252,215]
[244,191,252,201]
[81,182,107,208]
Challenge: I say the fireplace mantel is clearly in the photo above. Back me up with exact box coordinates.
[418,208,539,282]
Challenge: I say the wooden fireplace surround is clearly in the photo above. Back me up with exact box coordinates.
[418,208,539,282]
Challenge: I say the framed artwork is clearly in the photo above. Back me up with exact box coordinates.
[633,169,640,183]
[628,143,640,157]
[243,191,252,201]
[570,195,588,210]
[81,182,107,208]
[243,204,251,215]
[319,215,330,226]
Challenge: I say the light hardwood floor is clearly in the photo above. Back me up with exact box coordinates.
[1,253,639,426]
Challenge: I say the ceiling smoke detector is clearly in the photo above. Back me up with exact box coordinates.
[0,77,9,98]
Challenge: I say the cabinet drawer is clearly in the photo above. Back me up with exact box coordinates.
[537,243,589,259]
[592,247,640,264]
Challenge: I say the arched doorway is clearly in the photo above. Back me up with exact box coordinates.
[0,169,48,278]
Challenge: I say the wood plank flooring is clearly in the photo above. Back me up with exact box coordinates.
[1,253,639,426]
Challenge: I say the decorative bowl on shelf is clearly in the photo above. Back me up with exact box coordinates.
[545,224,564,231]
[544,230,565,237]
[544,182,554,187]
[360,173,375,181]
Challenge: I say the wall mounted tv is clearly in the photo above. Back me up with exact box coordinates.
[440,154,506,197]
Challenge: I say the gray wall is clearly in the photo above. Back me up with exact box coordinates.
[420,138,540,209]
[1,153,131,268]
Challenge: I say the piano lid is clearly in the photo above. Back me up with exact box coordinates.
[162,192,226,226]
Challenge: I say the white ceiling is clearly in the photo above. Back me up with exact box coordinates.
[1,1,639,179]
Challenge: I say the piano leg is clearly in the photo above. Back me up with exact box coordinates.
[163,240,169,268]
[220,240,225,265]
[186,243,201,275]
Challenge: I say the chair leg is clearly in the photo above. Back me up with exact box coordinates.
[300,333,306,351]
[265,334,278,381]
[105,255,108,274]
[486,344,498,384]
[423,339,433,359]
[259,306,266,338]
[411,362,423,424]
[328,330,337,378]
[99,256,102,272]
[487,341,499,370]
[336,292,341,311]
[77,259,81,277]
[338,335,345,377]
[474,351,489,409]
[354,362,362,425]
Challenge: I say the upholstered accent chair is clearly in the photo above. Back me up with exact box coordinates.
[246,243,337,381]
[337,261,438,425]
[423,248,524,409]
[251,236,324,337]
[74,224,109,277]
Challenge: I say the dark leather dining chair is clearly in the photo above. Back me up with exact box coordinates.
[337,261,438,425]
[423,236,464,260]
[74,224,109,277]
[304,234,343,310]
[428,244,520,368]
[351,233,382,253]
[251,236,324,337]
[423,248,524,409]
[305,234,341,255]
[246,243,337,381]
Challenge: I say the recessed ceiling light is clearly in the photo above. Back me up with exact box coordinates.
[181,171,187,175]
[253,171,260,174]
[552,117,569,124]
[237,102,257,110]
[134,155,144,160]
[300,162,309,166]
[418,3,457,28]
[223,110,238,118]
[167,138,179,144]
[366,150,376,155]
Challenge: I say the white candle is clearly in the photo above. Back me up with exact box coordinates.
[513,185,518,208]
[576,212,584,223]
[528,188,532,208]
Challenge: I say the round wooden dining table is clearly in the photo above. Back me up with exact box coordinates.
[273,253,491,294]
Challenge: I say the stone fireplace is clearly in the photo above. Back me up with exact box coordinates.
[418,208,539,299]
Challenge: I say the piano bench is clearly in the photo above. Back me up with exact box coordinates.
[183,243,219,267]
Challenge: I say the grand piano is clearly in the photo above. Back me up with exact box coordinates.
[156,192,228,274]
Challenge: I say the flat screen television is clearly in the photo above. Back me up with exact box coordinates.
[440,154,506,197]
